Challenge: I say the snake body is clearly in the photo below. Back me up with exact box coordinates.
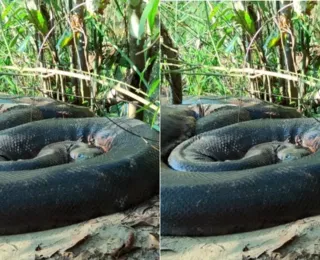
[0,96,95,130]
[161,103,320,236]
[168,140,311,173]
[0,97,158,235]
[0,141,104,171]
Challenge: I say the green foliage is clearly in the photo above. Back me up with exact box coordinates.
[233,9,255,35]
[0,0,159,124]
[56,30,75,52]
[27,9,48,35]
[161,1,320,106]
[0,76,24,94]
[139,0,159,39]
[264,31,280,51]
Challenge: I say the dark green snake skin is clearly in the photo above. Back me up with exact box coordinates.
[161,102,320,236]
[0,97,159,235]
[0,96,95,130]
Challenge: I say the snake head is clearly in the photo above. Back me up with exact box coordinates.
[300,127,320,152]
[277,146,311,162]
[69,143,104,161]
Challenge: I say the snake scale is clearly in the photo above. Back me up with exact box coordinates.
[161,100,320,236]
[0,97,159,235]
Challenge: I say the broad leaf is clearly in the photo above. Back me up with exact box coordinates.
[18,35,31,52]
[56,31,74,52]
[264,31,280,51]
[226,35,238,53]
[148,79,160,97]
[234,10,255,35]
[216,35,227,49]
[138,0,159,39]
[27,9,49,34]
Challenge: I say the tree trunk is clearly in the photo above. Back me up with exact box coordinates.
[160,22,182,104]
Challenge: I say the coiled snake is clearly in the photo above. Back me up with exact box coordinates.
[0,97,159,235]
[161,100,320,236]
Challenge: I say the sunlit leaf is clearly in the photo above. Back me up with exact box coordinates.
[234,10,255,35]
[1,1,15,20]
[9,34,19,48]
[3,7,27,29]
[148,79,160,97]
[244,11,255,34]
[210,7,233,30]
[209,4,221,21]
[148,0,159,33]
[138,0,159,39]
[56,31,74,52]
[27,9,49,34]
[216,35,227,49]
[264,31,280,51]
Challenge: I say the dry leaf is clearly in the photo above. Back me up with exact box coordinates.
[243,229,298,259]
[148,233,159,249]
[35,230,91,258]
[130,217,159,228]
[110,232,138,259]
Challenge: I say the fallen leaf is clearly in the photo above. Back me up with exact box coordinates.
[130,217,159,228]
[110,232,139,259]
[35,230,91,258]
[148,233,159,249]
[242,228,298,259]
[64,234,91,252]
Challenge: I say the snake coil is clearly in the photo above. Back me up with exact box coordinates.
[161,102,320,236]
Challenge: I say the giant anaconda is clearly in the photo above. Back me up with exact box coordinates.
[161,100,320,236]
[0,95,95,130]
[0,97,159,235]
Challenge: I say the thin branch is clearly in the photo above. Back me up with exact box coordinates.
[0,66,158,111]
[161,63,320,86]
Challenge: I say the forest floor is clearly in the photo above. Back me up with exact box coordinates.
[0,196,159,260]
[161,215,320,260]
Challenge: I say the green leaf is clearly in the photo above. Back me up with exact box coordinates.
[225,35,238,53]
[148,0,159,33]
[27,9,48,34]
[3,7,26,29]
[138,0,159,39]
[0,76,23,94]
[9,34,19,48]
[18,35,31,52]
[148,79,160,97]
[210,7,233,30]
[264,31,280,51]
[234,10,255,35]
[56,31,74,52]
[1,2,14,20]
[244,11,255,34]
[209,4,221,20]
[216,35,227,49]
